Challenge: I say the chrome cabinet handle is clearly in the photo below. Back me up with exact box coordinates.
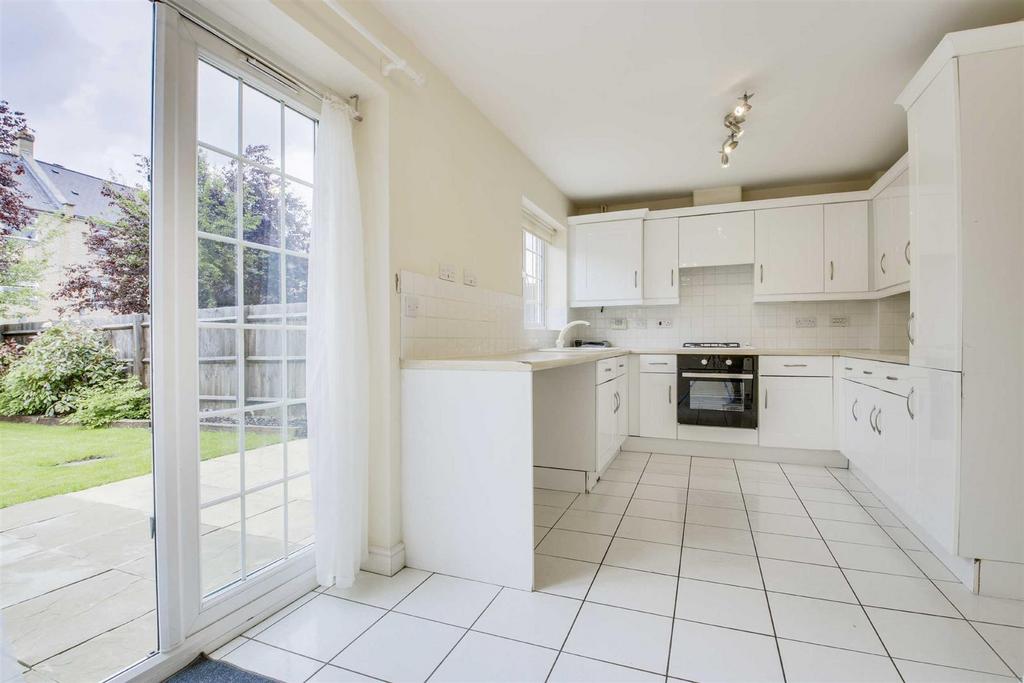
[634,270,638,288]
[851,398,859,421]
[844,366,853,371]
[880,253,887,274]
[764,389,768,409]
[668,385,673,404]
[680,372,753,379]
[906,387,915,419]
[671,269,675,287]
[885,375,898,381]
[649,362,669,365]
[613,391,620,413]
[905,240,911,265]
[869,406,878,433]
[783,363,807,368]
[863,370,873,375]
[830,260,834,281]
[907,313,915,344]
[759,264,764,283]
[875,408,882,435]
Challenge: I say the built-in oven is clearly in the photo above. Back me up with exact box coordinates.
[677,355,758,429]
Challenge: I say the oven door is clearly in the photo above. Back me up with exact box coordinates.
[677,372,757,428]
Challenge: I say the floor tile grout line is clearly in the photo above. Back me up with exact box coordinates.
[778,465,905,682]
[534,488,584,551]
[663,454,693,679]
[732,459,788,683]
[422,585,505,682]
[544,450,653,683]
[823,466,1021,678]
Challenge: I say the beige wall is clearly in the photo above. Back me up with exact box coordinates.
[271,0,571,567]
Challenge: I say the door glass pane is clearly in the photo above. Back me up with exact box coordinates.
[0,1,157,677]
[196,58,315,599]
[199,62,238,152]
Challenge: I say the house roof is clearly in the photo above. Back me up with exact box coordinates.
[1,152,133,223]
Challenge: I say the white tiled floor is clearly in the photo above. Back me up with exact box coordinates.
[213,453,1024,682]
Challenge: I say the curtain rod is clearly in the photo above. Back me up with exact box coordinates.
[152,0,364,121]
[322,0,426,86]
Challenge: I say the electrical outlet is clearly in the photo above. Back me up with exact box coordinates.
[463,269,478,287]
[403,295,420,318]
[795,316,818,328]
[631,318,648,329]
[830,315,849,327]
[438,263,457,282]
[656,319,673,328]
[610,318,627,330]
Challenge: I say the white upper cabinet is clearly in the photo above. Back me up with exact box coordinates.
[754,205,824,295]
[824,201,869,293]
[872,170,910,291]
[570,217,644,307]
[678,212,754,268]
[642,217,679,303]
[907,60,961,371]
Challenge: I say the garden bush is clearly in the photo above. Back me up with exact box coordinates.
[0,339,23,379]
[65,376,151,428]
[0,322,125,416]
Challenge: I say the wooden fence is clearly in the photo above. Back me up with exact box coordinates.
[0,306,307,414]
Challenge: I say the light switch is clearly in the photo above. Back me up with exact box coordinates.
[438,263,457,282]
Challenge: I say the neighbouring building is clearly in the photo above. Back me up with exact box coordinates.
[1,130,129,323]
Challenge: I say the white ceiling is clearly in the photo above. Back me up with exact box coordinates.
[373,1,1021,204]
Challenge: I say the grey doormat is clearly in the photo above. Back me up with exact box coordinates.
[165,655,279,682]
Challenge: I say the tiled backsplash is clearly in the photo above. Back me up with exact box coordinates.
[400,270,557,359]
[570,265,910,351]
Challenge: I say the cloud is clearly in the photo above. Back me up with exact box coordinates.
[0,0,152,184]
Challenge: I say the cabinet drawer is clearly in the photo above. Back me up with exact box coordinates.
[596,358,618,384]
[759,355,832,377]
[616,355,628,377]
[840,358,914,397]
[638,355,677,373]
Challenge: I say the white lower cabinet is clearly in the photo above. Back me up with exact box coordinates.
[636,372,677,438]
[616,373,629,446]
[758,375,833,450]
[596,379,618,472]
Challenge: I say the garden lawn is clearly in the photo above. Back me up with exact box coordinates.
[0,422,282,508]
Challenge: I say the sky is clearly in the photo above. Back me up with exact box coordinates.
[1,0,152,186]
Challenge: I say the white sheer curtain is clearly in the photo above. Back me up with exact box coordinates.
[307,95,368,588]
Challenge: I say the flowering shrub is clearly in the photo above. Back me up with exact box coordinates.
[65,376,150,428]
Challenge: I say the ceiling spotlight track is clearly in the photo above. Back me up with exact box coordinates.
[719,92,753,168]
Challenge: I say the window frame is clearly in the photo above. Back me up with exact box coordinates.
[522,228,545,329]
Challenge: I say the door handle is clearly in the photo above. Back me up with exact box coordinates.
[907,313,915,344]
[885,376,898,381]
[880,252,887,274]
[905,240,911,265]
[783,363,807,368]
[906,387,915,419]
[851,398,859,421]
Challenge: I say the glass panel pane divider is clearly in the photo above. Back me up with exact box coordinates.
[234,71,248,587]
[198,230,309,258]
[278,99,290,557]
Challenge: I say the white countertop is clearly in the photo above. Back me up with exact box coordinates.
[400,347,909,371]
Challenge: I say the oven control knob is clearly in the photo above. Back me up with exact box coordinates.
[700,358,708,365]
[725,359,733,366]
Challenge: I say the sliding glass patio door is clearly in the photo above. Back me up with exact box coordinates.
[150,4,318,647]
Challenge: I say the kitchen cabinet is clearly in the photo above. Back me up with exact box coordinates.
[872,169,910,291]
[636,372,676,439]
[570,217,643,307]
[754,205,824,295]
[616,373,629,446]
[823,202,869,293]
[907,60,961,372]
[678,211,754,268]
[596,378,618,473]
[642,218,679,303]
[758,375,833,450]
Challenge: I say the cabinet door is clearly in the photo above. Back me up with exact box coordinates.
[824,202,869,293]
[872,187,892,290]
[678,212,754,267]
[887,170,911,286]
[912,368,960,555]
[637,372,677,439]
[571,219,643,305]
[908,60,961,371]
[616,374,629,446]
[876,389,914,512]
[754,205,824,295]
[642,218,679,302]
[596,380,618,472]
[758,376,833,449]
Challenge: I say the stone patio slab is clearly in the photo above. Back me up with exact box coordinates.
[0,497,91,533]
[0,546,107,609]
[28,611,156,683]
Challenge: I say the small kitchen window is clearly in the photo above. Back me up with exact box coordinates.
[522,229,545,328]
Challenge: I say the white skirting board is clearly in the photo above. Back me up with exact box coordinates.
[977,558,1024,600]
[364,542,406,577]
[849,462,976,591]
[623,436,848,468]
